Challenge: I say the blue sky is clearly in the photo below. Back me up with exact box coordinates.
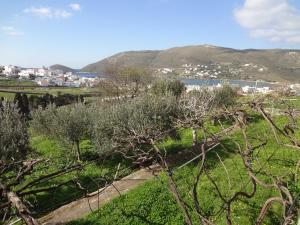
[1,0,300,68]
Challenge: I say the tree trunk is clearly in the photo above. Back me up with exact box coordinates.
[150,140,193,225]
[192,128,198,147]
[75,141,81,161]
[167,174,193,225]
[0,183,39,225]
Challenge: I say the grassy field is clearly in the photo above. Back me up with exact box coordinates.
[22,119,225,217]
[0,78,37,86]
[0,85,101,101]
[22,134,133,216]
[69,117,300,225]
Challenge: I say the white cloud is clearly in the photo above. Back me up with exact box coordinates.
[69,3,81,11]
[24,7,72,19]
[234,0,300,43]
[1,26,24,36]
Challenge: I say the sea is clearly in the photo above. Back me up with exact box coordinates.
[181,79,278,88]
[75,72,278,88]
[75,71,107,78]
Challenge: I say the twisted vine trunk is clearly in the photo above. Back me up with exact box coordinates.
[0,183,39,225]
[150,139,193,225]
[75,140,81,161]
[192,128,198,147]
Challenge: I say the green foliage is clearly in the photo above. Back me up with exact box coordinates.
[0,78,37,86]
[151,80,185,97]
[91,94,179,156]
[14,93,30,117]
[28,93,83,110]
[31,103,91,160]
[26,135,133,215]
[213,85,237,108]
[71,117,300,225]
[0,101,29,162]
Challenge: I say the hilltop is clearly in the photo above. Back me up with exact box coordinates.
[50,64,75,74]
[81,45,300,82]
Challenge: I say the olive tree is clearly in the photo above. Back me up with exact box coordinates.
[91,94,196,225]
[0,101,83,225]
[0,101,29,162]
[118,67,152,98]
[213,84,237,108]
[31,103,91,161]
[98,65,152,98]
[151,79,186,97]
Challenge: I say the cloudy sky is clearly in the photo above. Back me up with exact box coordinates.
[1,0,300,68]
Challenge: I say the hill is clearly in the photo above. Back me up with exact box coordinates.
[81,45,300,82]
[50,64,75,74]
[82,51,160,74]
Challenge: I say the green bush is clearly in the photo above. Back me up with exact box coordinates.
[151,80,185,97]
[214,85,237,108]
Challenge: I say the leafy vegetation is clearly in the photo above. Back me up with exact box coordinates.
[1,79,299,225]
[0,79,37,86]
[70,117,300,225]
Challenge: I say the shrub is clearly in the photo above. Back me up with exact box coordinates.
[151,80,185,97]
[0,101,29,162]
[213,85,237,108]
[31,103,91,161]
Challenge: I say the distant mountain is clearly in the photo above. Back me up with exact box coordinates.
[81,45,300,82]
[82,51,160,74]
[50,64,75,74]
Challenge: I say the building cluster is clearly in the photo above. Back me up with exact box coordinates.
[156,62,268,80]
[240,86,272,94]
[186,83,274,95]
[240,83,300,96]
[0,65,100,87]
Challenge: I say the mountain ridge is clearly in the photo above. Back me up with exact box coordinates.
[50,64,75,74]
[81,45,300,82]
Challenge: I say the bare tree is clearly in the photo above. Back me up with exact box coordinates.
[118,67,152,98]
[176,88,216,147]
[98,63,152,99]
[181,98,299,225]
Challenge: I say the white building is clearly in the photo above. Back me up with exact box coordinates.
[186,85,201,92]
[242,86,272,94]
[36,68,50,77]
[256,87,271,94]
[3,65,18,75]
[161,68,173,74]
[19,69,36,78]
[242,86,256,94]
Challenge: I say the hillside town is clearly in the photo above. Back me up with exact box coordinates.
[0,65,100,87]
[2,64,300,95]
[156,62,268,80]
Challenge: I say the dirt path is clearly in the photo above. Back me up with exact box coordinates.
[39,166,160,225]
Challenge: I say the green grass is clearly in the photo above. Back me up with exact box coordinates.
[0,79,37,86]
[0,92,15,100]
[0,86,102,102]
[23,135,133,216]
[160,121,231,154]
[29,87,97,96]
[70,180,183,225]
[70,117,300,225]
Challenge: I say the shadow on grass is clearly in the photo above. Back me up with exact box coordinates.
[27,153,134,217]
